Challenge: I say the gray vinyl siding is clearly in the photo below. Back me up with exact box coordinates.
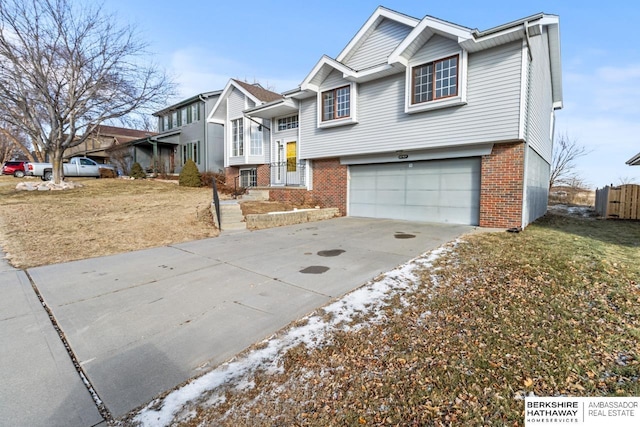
[525,30,554,163]
[320,70,348,90]
[412,35,460,64]
[523,146,550,226]
[345,18,413,71]
[300,41,523,159]
[228,88,246,119]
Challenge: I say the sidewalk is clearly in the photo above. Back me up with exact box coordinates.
[2,217,471,423]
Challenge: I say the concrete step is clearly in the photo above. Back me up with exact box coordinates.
[212,201,246,231]
[241,189,269,201]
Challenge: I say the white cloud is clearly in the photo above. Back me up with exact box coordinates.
[167,48,302,101]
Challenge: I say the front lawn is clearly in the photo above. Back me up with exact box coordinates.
[130,212,640,426]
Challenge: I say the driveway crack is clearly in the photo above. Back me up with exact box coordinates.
[24,270,112,424]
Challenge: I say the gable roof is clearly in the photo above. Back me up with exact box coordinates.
[153,90,222,116]
[88,125,156,144]
[207,79,284,124]
[291,8,562,109]
[336,6,420,64]
[231,79,283,103]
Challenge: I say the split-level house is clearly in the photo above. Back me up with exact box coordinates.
[214,6,563,229]
[207,79,284,189]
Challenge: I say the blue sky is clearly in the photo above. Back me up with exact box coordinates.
[102,0,640,189]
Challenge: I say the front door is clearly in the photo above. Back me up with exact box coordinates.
[286,141,297,184]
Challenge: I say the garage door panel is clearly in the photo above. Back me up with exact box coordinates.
[376,190,405,204]
[377,175,405,190]
[350,189,377,204]
[349,158,480,225]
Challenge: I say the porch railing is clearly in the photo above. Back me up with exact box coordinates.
[269,162,306,187]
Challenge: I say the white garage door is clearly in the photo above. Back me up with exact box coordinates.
[349,158,481,225]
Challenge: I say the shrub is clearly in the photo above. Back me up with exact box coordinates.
[99,168,116,179]
[130,162,146,179]
[179,159,202,187]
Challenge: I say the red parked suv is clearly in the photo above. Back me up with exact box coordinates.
[1,160,28,177]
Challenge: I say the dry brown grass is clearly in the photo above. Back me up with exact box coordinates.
[0,176,219,268]
[167,213,640,426]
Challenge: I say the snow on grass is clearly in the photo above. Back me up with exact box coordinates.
[132,244,453,427]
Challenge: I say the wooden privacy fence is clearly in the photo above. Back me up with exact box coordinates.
[595,184,640,219]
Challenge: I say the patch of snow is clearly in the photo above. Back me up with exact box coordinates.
[132,242,455,426]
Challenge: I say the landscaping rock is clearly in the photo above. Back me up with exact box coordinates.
[16,181,84,191]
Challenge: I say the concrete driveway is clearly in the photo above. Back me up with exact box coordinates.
[2,217,472,423]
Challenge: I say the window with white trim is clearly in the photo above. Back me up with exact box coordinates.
[181,108,188,126]
[194,104,200,121]
[171,111,178,128]
[231,118,244,157]
[322,85,350,121]
[412,55,458,104]
[181,141,200,165]
[277,115,299,131]
[239,169,257,187]
[250,122,263,156]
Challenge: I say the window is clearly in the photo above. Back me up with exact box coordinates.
[171,111,178,128]
[250,123,263,156]
[181,141,200,165]
[322,86,350,121]
[181,108,188,126]
[164,115,171,130]
[278,115,299,131]
[231,118,244,157]
[239,169,257,187]
[412,55,458,104]
[191,104,200,122]
[160,116,167,132]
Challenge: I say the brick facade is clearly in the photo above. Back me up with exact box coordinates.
[269,158,348,215]
[479,142,525,229]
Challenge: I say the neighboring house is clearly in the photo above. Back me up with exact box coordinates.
[206,79,284,189]
[234,6,562,229]
[64,125,153,165]
[151,91,224,174]
[626,152,640,166]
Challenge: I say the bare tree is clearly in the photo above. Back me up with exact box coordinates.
[0,0,174,183]
[617,176,638,185]
[549,133,590,190]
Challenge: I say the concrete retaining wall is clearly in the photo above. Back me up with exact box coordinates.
[245,208,340,230]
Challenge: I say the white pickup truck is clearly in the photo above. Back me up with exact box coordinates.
[25,157,114,181]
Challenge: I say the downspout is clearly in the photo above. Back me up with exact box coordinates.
[199,95,208,171]
[521,21,533,227]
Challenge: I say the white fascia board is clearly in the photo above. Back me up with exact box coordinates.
[388,16,472,65]
[300,56,356,92]
[626,152,640,166]
[545,20,563,109]
[337,6,419,62]
[343,64,397,83]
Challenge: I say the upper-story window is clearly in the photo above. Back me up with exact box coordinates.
[171,111,178,128]
[191,104,200,123]
[231,118,244,157]
[181,107,188,125]
[277,115,299,131]
[161,115,168,132]
[412,55,458,104]
[322,86,350,121]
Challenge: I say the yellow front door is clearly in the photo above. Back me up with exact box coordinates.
[286,141,297,172]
